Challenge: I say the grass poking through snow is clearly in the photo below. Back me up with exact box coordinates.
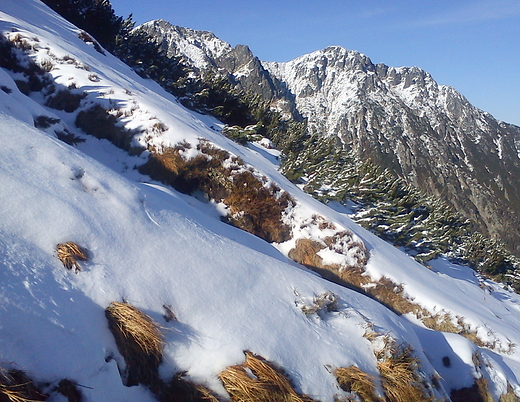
[105,301,164,387]
[219,351,315,402]
[0,367,47,402]
[56,242,88,273]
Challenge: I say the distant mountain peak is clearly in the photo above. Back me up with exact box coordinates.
[140,19,232,70]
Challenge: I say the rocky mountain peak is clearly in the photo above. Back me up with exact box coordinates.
[265,48,520,254]
[140,21,299,118]
[141,22,520,255]
[140,19,232,70]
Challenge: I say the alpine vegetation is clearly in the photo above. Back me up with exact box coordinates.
[2,1,520,402]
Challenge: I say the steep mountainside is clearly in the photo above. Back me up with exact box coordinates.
[142,22,520,255]
[3,1,520,402]
[265,47,520,255]
[140,19,298,118]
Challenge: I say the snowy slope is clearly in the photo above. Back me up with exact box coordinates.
[1,1,520,401]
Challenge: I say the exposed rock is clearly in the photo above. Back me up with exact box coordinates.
[142,23,520,255]
[265,46,520,255]
[139,20,299,119]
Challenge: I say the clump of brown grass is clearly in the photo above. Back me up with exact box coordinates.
[335,366,380,402]
[224,170,293,243]
[288,236,499,351]
[288,239,327,269]
[56,242,88,273]
[499,384,520,402]
[139,140,293,243]
[219,351,315,402]
[105,302,164,387]
[376,339,434,402]
[0,367,47,402]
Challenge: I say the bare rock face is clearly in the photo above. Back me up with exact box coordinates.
[266,46,520,254]
[139,20,299,119]
[142,22,520,255]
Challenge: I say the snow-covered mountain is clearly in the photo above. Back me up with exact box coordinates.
[140,19,299,119]
[1,1,520,402]
[264,47,520,256]
[143,20,520,256]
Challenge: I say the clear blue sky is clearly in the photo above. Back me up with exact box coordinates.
[109,0,520,126]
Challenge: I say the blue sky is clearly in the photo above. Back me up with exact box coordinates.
[109,0,520,126]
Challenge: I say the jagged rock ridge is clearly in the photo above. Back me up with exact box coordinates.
[140,19,298,119]
[141,24,520,254]
[264,46,520,254]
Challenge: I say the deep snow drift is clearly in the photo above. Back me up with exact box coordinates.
[1,1,520,401]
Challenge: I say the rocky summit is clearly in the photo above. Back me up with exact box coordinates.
[265,46,520,254]
[143,21,520,255]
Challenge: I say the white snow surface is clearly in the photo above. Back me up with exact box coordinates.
[1,1,520,401]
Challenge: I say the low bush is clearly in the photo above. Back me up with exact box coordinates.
[34,115,60,129]
[0,33,52,94]
[55,130,85,146]
[46,89,86,113]
[75,105,143,154]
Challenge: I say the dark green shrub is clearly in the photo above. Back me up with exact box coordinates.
[75,105,143,153]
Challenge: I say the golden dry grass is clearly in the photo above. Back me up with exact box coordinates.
[105,302,164,386]
[376,341,434,402]
[56,242,87,273]
[335,366,380,402]
[219,352,315,402]
[288,236,497,351]
[140,141,293,243]
[500,385,520,402]
[0,368,46,402]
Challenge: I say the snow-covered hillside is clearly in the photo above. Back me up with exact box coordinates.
[1,1,520,401]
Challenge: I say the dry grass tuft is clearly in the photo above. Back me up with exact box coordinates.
[499,385,520,402]
[56,242,88,273]
[0,367,46,402]
[219,351,315,402]
[105,302,164,387]
[376,340,434,402]
[335,366,380,402]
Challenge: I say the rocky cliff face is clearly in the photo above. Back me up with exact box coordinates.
[139,20,298,118]
[142,24,520,255]
[265,46,520,254]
